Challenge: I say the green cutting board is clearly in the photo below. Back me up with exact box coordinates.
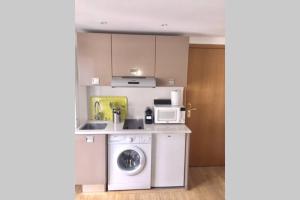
[89,96,128,121]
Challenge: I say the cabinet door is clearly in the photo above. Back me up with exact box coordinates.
[75,135,106,185]
[152,133,186,187]
[112,34,155,77]
[155,36,189,86]
[76,32,112,86]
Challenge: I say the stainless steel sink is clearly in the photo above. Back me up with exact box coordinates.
[80,123,107,130]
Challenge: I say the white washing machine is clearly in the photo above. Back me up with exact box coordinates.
[108,134,152,191]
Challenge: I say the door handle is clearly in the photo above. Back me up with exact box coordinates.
[186,103,197,118]
[187,102,197,111]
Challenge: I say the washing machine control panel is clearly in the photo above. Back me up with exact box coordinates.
[108,135,151,144]
[127,137,134,142]
[126,136,139,143]
[139,136,152,143]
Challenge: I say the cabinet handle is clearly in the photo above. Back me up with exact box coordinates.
[86,136,94,143]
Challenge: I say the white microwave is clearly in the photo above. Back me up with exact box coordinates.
[154,105,185,124]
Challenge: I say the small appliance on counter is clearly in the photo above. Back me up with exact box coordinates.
[154,105,186,124]
[171,90,180,106]
[180,107,186,123]
[153,99,171,105]
[153,98,186,124]
[144,107,154,124]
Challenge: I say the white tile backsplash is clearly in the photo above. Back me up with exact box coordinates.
[85,86,184,119]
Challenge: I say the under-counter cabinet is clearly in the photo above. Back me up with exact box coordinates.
[155,36,189,86]
[76,32,112,86]
[112,34,155,77]
[75,135,106,192]
[152,133,186,187]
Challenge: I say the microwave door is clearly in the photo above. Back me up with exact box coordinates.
[157,110,178,123]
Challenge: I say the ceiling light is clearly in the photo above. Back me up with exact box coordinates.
[161,24,168,27]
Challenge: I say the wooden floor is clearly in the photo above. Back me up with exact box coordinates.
[75,167,225,200]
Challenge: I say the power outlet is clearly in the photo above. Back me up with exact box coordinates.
[168,79,175,86]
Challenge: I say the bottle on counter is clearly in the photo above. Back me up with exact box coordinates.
[113,107,121,124]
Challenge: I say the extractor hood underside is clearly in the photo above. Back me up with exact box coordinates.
[111,76,156,88]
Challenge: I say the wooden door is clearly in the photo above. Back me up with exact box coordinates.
[186,45,225,166]
[112,34,155,77]
[76,32,112,86]
[155,36,189,86]
[75,135,106,185]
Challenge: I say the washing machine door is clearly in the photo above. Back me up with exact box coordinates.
[117,146,146,176]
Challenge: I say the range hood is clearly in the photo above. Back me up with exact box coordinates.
[111,76,156,88]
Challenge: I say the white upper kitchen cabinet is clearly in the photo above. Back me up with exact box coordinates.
[76,32,112,86]
[111,34,155,77]
[155,36,189,86]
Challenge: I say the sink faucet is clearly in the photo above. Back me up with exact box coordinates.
[94,101,101,120]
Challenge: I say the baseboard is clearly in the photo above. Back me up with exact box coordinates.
[77,184,106,193]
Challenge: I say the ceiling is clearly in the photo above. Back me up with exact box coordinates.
[75,0,224,37]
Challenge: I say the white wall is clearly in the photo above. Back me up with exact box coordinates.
[77,86,88,126]
[189,36,225,44]
[76,86,184,122]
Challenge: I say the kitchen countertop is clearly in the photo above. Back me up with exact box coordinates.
[75,120,191,135]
